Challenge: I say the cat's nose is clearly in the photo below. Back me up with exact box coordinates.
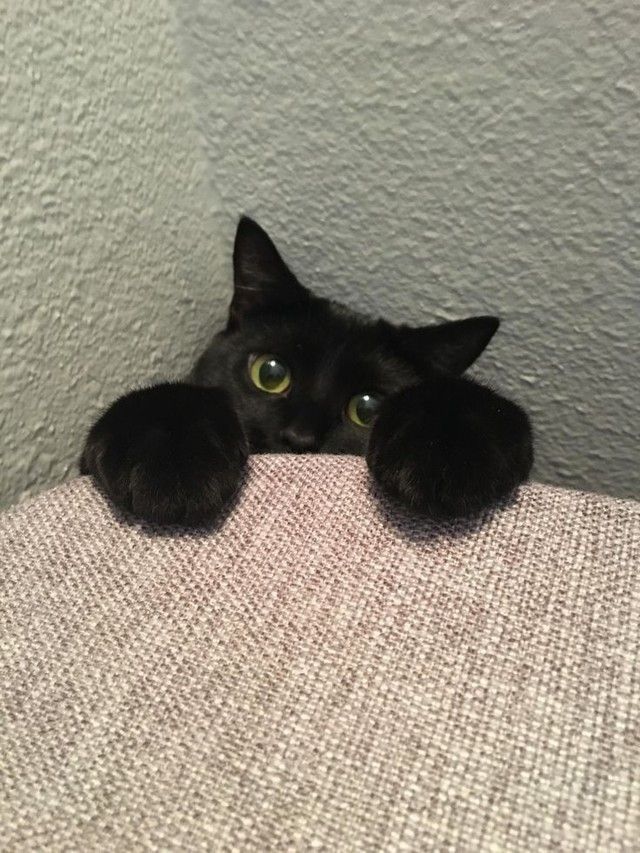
[281,425,319,453]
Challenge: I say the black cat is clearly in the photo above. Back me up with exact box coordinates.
[81,217,533,525]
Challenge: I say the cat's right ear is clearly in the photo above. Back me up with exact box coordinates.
[228,216,309,329]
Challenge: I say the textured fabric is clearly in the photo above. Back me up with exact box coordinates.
[1,456,639,852]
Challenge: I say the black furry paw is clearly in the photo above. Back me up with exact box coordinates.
[81,383,248,525]
[367,376,533,519]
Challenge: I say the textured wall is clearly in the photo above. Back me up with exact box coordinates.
[173,0,640,499]
[1,1,225,508]
[2,0,638,508]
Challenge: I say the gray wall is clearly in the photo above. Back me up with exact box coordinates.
[1,0,225,508]
[173,0,640,499]
[1,0,639,507]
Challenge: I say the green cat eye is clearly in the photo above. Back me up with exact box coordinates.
[250,354,291,394]
[346,393,381,428]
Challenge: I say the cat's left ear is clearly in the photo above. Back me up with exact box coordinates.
[228,216,309,328]
[391,316,500,375]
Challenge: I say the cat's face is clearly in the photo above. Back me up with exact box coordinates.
[192,217,500,455]
[194,301,422,454]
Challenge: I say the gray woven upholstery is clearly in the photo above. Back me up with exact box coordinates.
[1,456,639,850]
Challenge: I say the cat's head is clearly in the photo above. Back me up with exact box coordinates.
[192,216,499,455]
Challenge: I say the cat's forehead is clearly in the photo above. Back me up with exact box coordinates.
[250,305,379,357]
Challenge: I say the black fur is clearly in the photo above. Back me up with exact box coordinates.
[80,384,247,525]
[81,216,533,525]
[368,376,533,519]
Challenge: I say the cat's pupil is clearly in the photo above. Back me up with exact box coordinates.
[356,394,379,425]
[260,358,287,391]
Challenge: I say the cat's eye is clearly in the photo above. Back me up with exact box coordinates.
[249,354,292,394]
[346,393,381,428]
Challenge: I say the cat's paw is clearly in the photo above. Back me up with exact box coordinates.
[367,376,533,519]
[81,383,248,525]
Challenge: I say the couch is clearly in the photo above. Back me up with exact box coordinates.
[2,455,638,850]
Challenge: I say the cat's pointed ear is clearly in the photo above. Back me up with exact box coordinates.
[228,216,309,328]
[392,316,500,374]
